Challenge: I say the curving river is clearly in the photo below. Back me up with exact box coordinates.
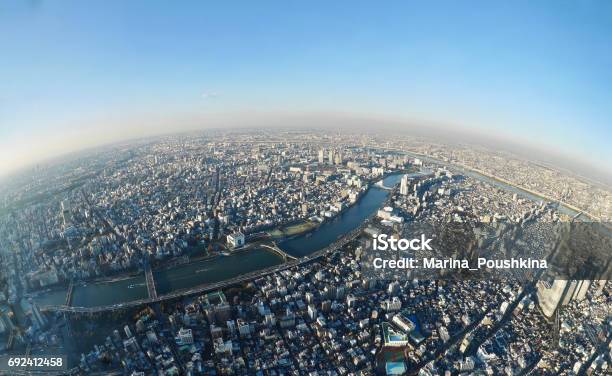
[33,162,585,309]
[34,174,402,308]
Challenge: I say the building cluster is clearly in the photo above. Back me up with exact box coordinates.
[0,136,412,293]
[378,138,612,221]
[79,247,610,375]
[79,155,609,374]
[0,130,609,373]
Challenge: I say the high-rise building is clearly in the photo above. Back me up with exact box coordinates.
[307,304,318,320]
[264,313,276,327]
[537,279,591,318]
[124,325,132,338]
[382,296,402,312]
[400,174,410,195]
[177,327,194,345]
[60,200,72,226]
[334,152,342,165]
[328,150,334,164]
[536,223,602,318]
[459,357,475,372]
[214,302,232,323]
[123,337,140,352]
[391,312,416,333]
[318,149,325,163]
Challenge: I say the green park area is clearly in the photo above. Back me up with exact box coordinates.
[268,220,318,239]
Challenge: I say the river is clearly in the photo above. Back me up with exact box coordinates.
[400,150,584,218]
[60,248,285,307]
[34,162,585,309]
[279,173,403,257]
[34,174,402,308]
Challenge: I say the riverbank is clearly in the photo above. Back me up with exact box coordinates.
[34,174,403,309]
[268,220,319,239]
[394,147,599,221]
[34,159,593,311]
[279,173,404,257]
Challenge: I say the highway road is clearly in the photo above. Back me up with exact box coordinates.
[43,218,372,314]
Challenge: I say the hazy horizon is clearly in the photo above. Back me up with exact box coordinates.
[1,112,610,188]
[1,1,610,183]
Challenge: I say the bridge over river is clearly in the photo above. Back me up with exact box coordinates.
[374,179,395,190]
[42,220,370,314]
[144,260,157,300]
[40,174,403,314]
[259,241,298,261]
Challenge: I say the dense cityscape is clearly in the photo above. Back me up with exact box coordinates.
[0,130,610,375]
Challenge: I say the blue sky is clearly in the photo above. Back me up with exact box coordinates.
[0,1,610,175]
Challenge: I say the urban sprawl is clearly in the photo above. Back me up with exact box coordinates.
[0,129,610,375]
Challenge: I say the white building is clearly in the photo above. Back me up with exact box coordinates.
[391,312,416,333]
[177,327,194,345]
[308,304,318,320]
[227,232,245,249]
[382,322,409,347]
[372,167,385,176]
[124,325,132,338]
[382,296,402,312]
[400,174,410,195]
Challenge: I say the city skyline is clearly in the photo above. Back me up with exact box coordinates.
[2,2,611,374]
[1,129,609,373]
[1,1,611,178]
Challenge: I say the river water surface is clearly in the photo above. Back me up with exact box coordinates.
[35,165,583,309]
[35,174,402,308]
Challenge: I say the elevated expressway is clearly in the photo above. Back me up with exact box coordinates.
[42,221,369,314]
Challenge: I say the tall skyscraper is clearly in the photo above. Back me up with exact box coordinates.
[124,325,133,338]
[328,150,334,164]
[400,174,410,195]
[334,152,342,165]
[60,200,71,227]
[318,149,325,163]
[537,279,591,318]
[536,222,607,318]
